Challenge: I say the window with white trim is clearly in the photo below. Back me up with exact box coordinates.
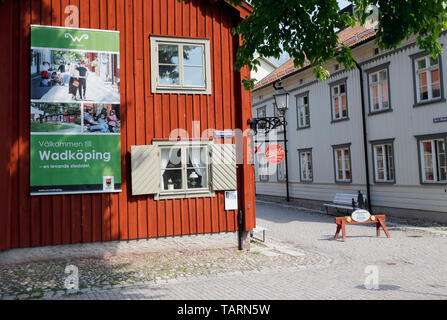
[299,150,313,182]
[160,144,209,194]
[277,160,286,182]
[297,94,310,128]
[369,69,390,112]
[277,142,286,182]
[258,153,269,182]
[414,55,441,103]
[419,138,446,183]
[150,36,211,94]
[334,146,351,182]
[131,142,236,199]
[373,143,395,182]
[331,82,348,121]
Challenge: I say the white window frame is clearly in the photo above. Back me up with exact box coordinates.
[277,159,286,182]
[154,140,213,199]
[369,69,390,112]
[333,146,351,183]
[419,138,447,183]
[258,153,269,182]
[373,143,395,183]
[276,142,286,182]
[330,81,348,121]
[299,150,313,182]
[296,93,310,128]
[414,55,441,103]
[150,36,212,95]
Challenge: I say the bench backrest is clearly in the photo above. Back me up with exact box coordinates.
[333,193,367,205]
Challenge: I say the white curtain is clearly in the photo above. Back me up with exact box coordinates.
[189,148,203,176]
[160,149,170,189]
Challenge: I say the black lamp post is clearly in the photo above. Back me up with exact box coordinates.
[249,81,290,201]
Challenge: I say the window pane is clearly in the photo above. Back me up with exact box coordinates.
[334,97,340,118]
[305,105,310,125]
[333,86,338,95]
[187,147,206,167]
[307,152,313,180]
[417,58,426,70]
[341,95,347,117]
[159,65,179,85]
[422,141,434,181]
[162,148,182,168]
[162,169,183,190]
[372,84,379,110]
[431,69,441,98]
[379,70,387,81]
[430,57,439,66]
[371,73,378,83]
[159,44,179,64]
[183,45,203,65]
[299,109,304,127]
[187,168,207,189]
[418,72,428,100]
[381,82,389,108]
[386,145,394,181]
[438,140,447,181]
[184,66,204,86]
[340,84,345,93]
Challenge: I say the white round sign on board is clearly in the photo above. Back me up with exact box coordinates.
[351,209,371,223]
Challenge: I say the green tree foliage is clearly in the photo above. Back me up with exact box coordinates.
[213,0,447,89]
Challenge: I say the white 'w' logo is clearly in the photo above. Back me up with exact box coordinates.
[64,33,89,42]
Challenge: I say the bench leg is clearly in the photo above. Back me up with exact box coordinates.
[379,218,391,238]
[376,222,381,237]
[341,221,346,242]
[334,224,341,240]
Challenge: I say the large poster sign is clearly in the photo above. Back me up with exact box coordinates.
[30,25,121,195]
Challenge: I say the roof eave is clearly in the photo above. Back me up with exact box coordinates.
[253,35,377,92]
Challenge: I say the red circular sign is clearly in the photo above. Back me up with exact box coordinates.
[265,144,285,164]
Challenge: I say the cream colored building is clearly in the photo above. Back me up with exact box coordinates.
[252,23,447,222]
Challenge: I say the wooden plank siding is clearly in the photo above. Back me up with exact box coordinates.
[0,0,255,251]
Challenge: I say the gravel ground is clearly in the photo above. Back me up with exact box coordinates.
[0,240,331,300]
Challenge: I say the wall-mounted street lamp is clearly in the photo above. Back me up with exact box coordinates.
[249,81,290,201]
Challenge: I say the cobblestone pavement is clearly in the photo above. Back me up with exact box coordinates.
[2,200,447,300]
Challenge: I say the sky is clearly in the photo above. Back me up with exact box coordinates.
[270,0,353,66]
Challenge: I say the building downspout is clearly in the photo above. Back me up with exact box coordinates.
[354,60,372,212]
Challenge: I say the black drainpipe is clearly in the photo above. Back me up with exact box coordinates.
[354,60,372,212]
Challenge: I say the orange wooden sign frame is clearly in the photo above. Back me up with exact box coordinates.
[334,215,391,242]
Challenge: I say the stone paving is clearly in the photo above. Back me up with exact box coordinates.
[1,199,447,300]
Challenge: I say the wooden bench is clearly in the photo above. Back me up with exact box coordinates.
[324,193,367,215]
[334,214,390,242]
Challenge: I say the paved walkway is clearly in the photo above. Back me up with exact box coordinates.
[40,200,447,300]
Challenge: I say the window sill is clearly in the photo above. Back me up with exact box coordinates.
[368,108,393,116]
[331,117,350,124]
[299,180,313,183]
[153,87,212,95]
[297,125,311,131]
[373,180,396,185]
[335,180,352,184]
[420,182,447,186]
[155,190,215,200]
[413,98,446,108]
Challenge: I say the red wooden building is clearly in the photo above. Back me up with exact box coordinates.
[0,0,256,251]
